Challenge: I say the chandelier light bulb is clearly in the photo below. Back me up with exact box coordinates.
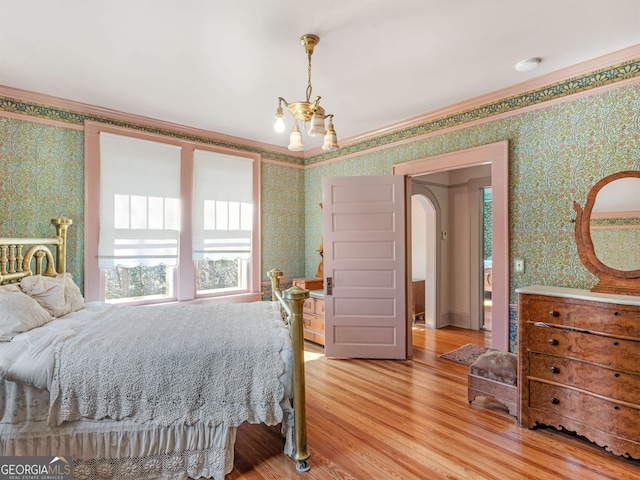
[274,116,286,133]
[274,106,286,133]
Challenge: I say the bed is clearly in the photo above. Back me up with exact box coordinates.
[0,217,310,479]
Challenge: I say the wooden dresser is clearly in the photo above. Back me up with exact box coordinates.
[412,279,425,322]
[517,286,640,459]
[302,290,325,346]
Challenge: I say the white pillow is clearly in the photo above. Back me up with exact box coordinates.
[19,273,85,318]
[0,288,53,341]
[0,284,21,293]
[61,273,85,314]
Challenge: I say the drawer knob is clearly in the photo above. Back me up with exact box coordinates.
[550,397,560,405]
[549,310,560,317]
[613,341,620,347]
[550,366,560,374]
[548,338,559,346]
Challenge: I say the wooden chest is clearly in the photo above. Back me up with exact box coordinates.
[517,286,640,459]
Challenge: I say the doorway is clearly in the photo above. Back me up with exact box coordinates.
[394,141,509,352]
[482,187,492,332]
[411,166,491,334]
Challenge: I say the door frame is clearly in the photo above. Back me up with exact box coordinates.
[469,176,492,331]
[393,141,509,352]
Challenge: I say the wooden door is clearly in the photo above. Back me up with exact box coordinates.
[322,175,406,359]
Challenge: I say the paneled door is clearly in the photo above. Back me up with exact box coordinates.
[322,175,406,359]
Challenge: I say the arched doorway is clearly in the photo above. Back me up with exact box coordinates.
[411,190,439,329]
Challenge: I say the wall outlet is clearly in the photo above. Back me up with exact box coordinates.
[515,259,525,272]
[441,231,448,240]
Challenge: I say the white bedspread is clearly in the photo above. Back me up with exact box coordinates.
[1,302,112,389]
[47,301,289,429]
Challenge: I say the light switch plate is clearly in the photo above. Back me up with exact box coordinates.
[515,259,525,272]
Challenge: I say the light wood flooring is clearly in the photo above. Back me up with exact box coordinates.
[222,326,640,480]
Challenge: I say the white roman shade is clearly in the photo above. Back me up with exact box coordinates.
[192,150,253,261]
[98,133,181,268]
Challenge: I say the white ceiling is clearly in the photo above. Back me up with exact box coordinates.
[1,1,639,151]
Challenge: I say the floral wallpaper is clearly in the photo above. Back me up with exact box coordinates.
[260,162,306,280]
[0,117,84,289]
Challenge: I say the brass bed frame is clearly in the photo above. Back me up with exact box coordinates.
[0,217,311,475]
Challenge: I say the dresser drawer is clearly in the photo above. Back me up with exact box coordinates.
[523,296,640,338]
[303,298,315,314]
[303,313,324,334]
[528,353,640,404]
[526,326,640,371]
[529,381,640,441]
[303,329,325,345]
[303,296,324,315]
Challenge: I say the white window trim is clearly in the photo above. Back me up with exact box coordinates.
[84,121,262,304]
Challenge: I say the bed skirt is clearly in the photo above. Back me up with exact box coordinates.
[0,380,295,480]
[0,418,236,480]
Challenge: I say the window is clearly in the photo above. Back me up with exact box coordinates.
[98,133,181,302]
[192,150,253,295]
[84,123,261,304]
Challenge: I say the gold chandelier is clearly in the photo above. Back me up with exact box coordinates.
[274,34,339,152]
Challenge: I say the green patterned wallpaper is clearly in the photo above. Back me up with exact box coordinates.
[260,162,306,280]
[0,118,84,289]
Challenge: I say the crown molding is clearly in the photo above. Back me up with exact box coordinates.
[0,84,304,165]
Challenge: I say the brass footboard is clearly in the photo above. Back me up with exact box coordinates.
[268,269,311,473]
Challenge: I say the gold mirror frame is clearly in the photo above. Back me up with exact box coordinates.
[573,170,640,296]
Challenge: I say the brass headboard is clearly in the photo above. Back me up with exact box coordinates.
[0,217,73,285]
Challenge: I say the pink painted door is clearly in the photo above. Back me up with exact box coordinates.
[322,175,406,359]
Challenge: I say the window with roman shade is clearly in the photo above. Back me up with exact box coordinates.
[98,132,182,269]
[192,149,253,263]
[83,121,261,304]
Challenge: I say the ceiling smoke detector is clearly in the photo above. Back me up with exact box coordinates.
[515,57,542,72]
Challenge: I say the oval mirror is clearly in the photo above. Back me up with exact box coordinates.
[573,170,640,296]
[590,177,640,271]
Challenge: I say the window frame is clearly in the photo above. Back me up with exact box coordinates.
[84,121,262,304]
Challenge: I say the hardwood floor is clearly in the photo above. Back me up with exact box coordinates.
[222,326,640,480]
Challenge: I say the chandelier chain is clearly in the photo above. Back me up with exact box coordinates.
[306,51,313,102]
